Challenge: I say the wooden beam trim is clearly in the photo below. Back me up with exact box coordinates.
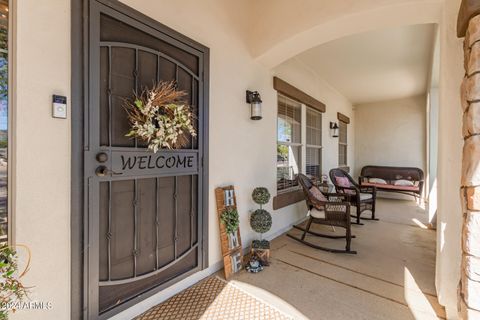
[273,189,304,210]
[273,77,326,113]
[457,0,480,37]
[337,112,350,124]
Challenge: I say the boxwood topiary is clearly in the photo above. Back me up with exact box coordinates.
[250,209,272,234]
[251,187,270,205]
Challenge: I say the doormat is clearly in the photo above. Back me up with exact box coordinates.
[136,276,293,320]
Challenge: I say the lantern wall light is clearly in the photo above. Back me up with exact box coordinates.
[330,122,339,138]
[246,90,262,120]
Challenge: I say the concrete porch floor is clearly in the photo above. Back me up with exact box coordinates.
[227,198,445,320]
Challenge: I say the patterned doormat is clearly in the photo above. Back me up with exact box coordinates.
[136,276,293,320]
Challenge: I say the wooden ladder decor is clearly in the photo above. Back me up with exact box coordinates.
[215,186,243,279]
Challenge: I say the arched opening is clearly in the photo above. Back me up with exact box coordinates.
[251,0,442,69]
[243,1,461,317]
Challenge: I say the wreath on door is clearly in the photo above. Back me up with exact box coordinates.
[124,81,196,153]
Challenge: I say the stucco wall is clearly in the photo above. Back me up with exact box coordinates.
[428,87,439,223]
[435,0,464,317]
[11,0,71,319]
[353,95,426,178]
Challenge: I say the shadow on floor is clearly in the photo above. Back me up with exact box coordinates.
[231,198,444,320]
[137,198,443,320]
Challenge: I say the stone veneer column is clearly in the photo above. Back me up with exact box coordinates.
[459,13,480,320]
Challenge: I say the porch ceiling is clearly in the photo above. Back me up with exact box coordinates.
[294,23,437,105]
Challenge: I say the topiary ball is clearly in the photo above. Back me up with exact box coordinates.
[251,187,271,205]
[250,209,272,234]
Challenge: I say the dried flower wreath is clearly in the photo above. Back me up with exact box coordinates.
[124,81,196,153]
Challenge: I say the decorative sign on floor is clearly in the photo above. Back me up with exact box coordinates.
[215,186,243,279]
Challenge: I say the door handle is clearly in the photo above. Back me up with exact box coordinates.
[95,166,123,177]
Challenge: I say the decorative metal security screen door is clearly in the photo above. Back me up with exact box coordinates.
[85,2,208,319]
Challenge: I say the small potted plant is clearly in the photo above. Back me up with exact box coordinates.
[249,187,272,266]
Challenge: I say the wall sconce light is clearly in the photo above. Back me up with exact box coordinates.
[246,90,262,120]
[330,122,339,138]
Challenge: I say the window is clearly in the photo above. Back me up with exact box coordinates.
[306,108,322,181]
[338,119,348,168]
[277,95,301,191]
[277,94,322,192]
[0,0,8,244]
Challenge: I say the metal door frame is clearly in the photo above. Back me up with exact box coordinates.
[71,1,210,319]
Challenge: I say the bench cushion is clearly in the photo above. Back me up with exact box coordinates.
[369,178,387,184]
[394,179,415,186]
[362,182,419,192]
[360,193,373,201]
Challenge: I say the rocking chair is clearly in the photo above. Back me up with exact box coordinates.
[329,168,377,225]
[287,174,356,254]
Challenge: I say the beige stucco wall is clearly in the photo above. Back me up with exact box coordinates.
[11,0,71,319]
[354,95,426,178]
[8,0,465,319]
[435,0,464,317]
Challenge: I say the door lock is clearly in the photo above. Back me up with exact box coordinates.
[95,166,122,177]
[96,152,109,163]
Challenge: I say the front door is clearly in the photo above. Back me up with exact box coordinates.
[84,1,208,318]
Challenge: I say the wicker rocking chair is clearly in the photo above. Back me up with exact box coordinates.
[329,168,377,225]
[286,174,356,254]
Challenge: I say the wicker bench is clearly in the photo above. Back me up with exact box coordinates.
[359,166,424,198]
